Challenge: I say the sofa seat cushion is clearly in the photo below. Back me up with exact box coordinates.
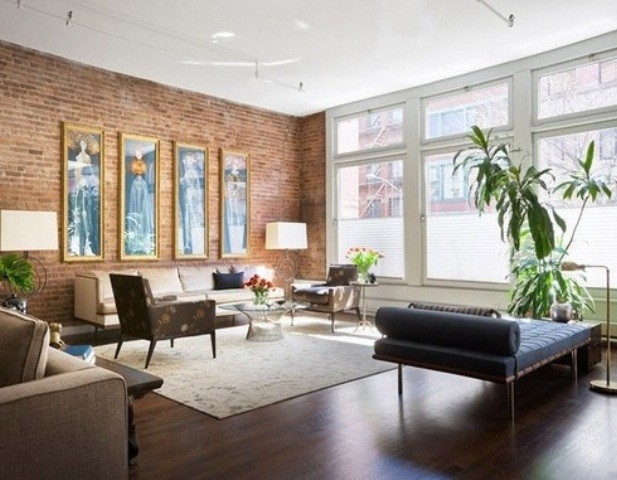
[0,307,50,387]
[137,267,183,297]
[97,299,118,315]
[207,288,257,304]
[292,286,331,305]
[178,266,217,292]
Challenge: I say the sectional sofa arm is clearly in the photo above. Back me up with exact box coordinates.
[0,367,128,479]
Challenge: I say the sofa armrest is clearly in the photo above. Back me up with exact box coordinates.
[74,273,100,324]
[0,366,128,479]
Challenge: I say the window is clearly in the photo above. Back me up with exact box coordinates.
[537,56,617,120]
[537,127,617,288]
[336,106,404,155]
[337,160,404,278]
[424,81,510,140]
[424,152,509,283]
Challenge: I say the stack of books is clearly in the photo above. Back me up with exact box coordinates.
[64,344,95,364]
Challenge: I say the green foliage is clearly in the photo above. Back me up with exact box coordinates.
[455,128,612,318]
[453,126,559,260]
[0,253,35,293]
[507,235,593,318]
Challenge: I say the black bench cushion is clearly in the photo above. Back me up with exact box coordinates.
[375,337,517,378]
[515,320,591,371]
[375,307,520,355]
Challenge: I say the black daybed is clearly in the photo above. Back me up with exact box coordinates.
[373,307,599,420]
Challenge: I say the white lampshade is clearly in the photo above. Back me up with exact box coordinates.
[0,210,59,252]
[265,222,307,250]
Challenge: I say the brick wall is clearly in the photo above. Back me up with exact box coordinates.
[0,40,326,325]
[298,113,327,280]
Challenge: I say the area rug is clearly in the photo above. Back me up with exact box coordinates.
[94,316,392,419]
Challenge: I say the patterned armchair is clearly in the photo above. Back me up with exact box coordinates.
[291,264,362,332]
[110,274,216,368]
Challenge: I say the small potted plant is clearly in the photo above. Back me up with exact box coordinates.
[345,247,384,283]
[0,253,35,313]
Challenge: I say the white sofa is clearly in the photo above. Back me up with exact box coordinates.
[74,264,284,329]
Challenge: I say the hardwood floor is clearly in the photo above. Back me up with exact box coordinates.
[128,330,617,480]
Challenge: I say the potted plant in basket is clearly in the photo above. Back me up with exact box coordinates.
[454,126,612,319]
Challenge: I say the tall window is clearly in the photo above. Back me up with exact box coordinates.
[337,160,404,278]
[424,152,509,283]
[422,80,512,284]
[424,81,510,140]
[336,106,404,155]
[537,127,617,287]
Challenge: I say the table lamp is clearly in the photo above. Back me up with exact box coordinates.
[265,222,307,299]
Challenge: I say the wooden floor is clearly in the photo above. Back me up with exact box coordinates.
[127,325,617,480]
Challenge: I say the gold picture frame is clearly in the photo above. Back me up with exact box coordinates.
[62,122,105,262]
[174,142,209,259]
[219,148,250,258]
[118,133,160,261]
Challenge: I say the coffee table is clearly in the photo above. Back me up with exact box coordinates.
[95,356,163,465]
[221,301,298,341]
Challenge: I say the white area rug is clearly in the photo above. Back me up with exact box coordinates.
[94,316,392,419]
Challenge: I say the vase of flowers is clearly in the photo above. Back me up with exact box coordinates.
[345,247,384,283]
[244,274,275,306]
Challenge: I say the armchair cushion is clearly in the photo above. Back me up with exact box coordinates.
[213,271,245,290]
[0,308,50,388]
[291,286,332,305]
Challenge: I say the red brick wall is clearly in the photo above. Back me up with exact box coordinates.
[0,40,326,325]
[298,113,327,280]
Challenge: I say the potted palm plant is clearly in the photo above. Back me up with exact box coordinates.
[0,253,35,313]
[454,126,612,319]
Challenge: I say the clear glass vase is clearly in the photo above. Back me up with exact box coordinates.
[253,290,269,306]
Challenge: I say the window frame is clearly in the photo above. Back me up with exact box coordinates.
[421,77,513,145]
[532,49,617,126]
[333,153,406,281]
[333,103,406,158]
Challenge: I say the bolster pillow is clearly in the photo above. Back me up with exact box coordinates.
[375,307,520,356]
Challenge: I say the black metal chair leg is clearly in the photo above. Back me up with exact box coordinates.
[170,338,174,348]
[398,364,403,395]
[145,340,157,369]
[210,331,217,358]
[114,335,124,359]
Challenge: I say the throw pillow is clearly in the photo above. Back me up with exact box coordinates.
[213,271,245,290]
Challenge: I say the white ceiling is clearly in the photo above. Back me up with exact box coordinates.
[1,0,616,117]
